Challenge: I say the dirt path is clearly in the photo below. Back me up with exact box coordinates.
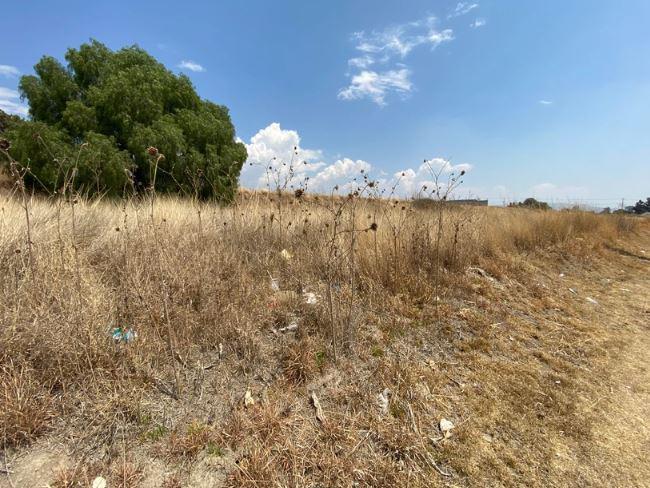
[583,232,650,487]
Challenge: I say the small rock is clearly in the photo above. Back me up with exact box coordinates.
[439,418,455,438]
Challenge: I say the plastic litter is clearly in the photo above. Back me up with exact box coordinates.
[244,388,255,407]
[92,477,107,488]
[378,388,390,415]
[280,249,293,261]
[279,321,299,333]
[439,418,455,438]
[586,297,598,305]
[303,291,318,305]
[311,391,325,422]
[270,277,280,292]
[111,327,137,343]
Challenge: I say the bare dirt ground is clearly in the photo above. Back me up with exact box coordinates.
[577,237,650,487]
[1,223,649,487]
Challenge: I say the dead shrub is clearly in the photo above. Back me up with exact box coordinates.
[0,362,55,447]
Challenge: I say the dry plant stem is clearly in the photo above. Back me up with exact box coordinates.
[194,194,205,311]
[4,151,35,278]
[149,153,182,396]
[434,200,444,323]
[346,203,357,351]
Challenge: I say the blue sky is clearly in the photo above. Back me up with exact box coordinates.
[1,0,649,206]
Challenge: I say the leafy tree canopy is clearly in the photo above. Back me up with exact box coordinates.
[632,197,650,214]
[2,40,246,199]
[508,197,551,210]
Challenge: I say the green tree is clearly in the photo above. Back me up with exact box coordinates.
[632,198,650,214]
[3,40,246,200]
[509,197,551,211]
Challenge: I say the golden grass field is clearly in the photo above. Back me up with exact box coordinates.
[1,190,649,487]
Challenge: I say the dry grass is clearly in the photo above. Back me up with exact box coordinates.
[0,189,647,487]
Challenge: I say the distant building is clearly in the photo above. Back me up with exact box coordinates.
[412,197,488,209]
[449,199,489,206]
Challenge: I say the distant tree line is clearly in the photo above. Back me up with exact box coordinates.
[0,40,247,200]
[601,198,650,215]
[630,198,650,214]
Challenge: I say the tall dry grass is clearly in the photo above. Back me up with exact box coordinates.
[0,191,631,437]
[0,187,641,486]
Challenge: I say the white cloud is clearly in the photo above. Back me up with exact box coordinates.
[309,158,372,192]
[428,29,454,47]
[0,65,20,78]
[244,122,322,165]
[338,69,412,106]
[351,17,453,59]
[240,122,324,189]
[0,87,19,99]
[390,159,473,197]
[340,16,454,106]
[241,123,475,197]
[177,60,205,72]
[240,123,375,193]
[538,99,553,105]
[0,99,29,117]
[348,55,375,69]
[0,86,28,117]
[470,18,486,28]
[448,2,479,19]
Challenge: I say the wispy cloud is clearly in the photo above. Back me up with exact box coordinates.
[470,18,486,28]
[530,183,588,200]
[0,87,20,99]
[338,69,412,106]
[0,65,20,78]
[448,2,479,19]
[177,60,205,72]
[348,55,375,69]
[0,86,28,117]
[340,16,453,106]
[538,99,553,105]
[351,17,453,59]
